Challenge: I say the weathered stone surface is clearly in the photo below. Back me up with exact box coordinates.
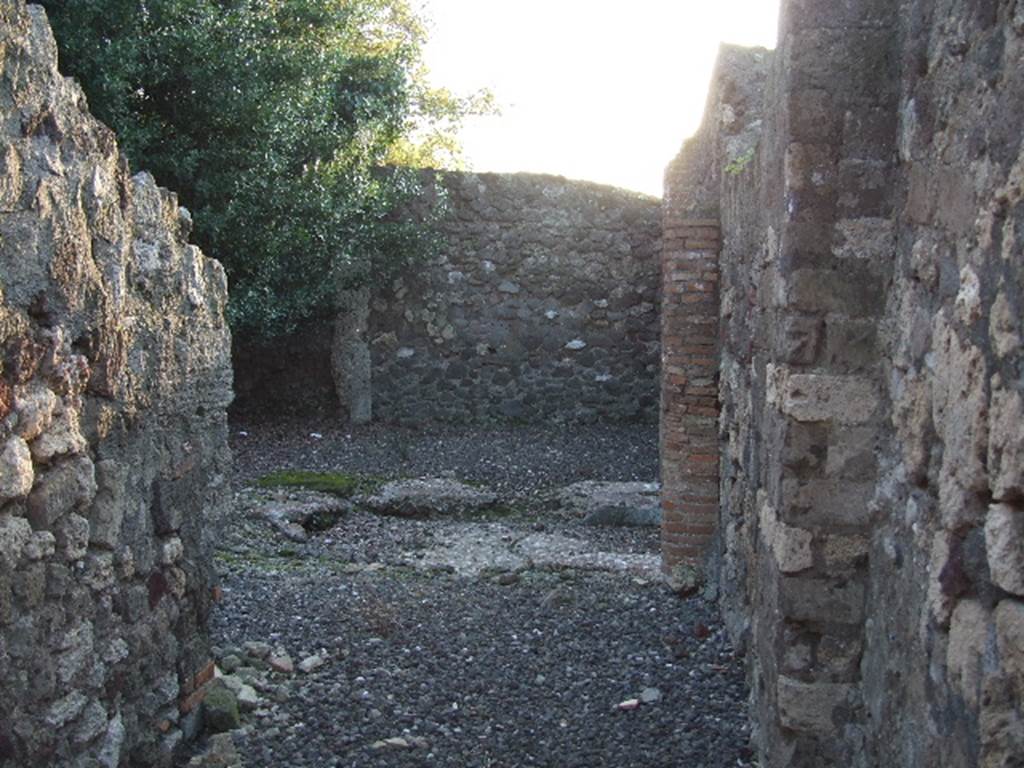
[776,677,854,733]
[759,501,813,574]
[986,504,1024,597]
[663,3,1024,765]
[258,492,350,542]
[405,523,661,580]
[948,599,991,711]
[995,600,1024,702]
[28,406,88,464]
[331,288,372,424]
[0,435,33,503]
[0,513,32,568]
[26,456,96,530]
[779,373,877,425]
[552,481,661,527]
[362,478,498,519]
[12,383,57,441]
[202,684,241,734]
[989,386,1024,503]
[0,3,232,765]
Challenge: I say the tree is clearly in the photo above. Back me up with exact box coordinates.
[39,0,478,338]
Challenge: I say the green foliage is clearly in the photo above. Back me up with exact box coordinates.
[256,469,384,497]
[40,0,476,339]
[724,147,755,176]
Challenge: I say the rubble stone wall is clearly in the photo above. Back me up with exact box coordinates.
[0,4,232,766]
[662,0,1024,765]
[233,171,662,424]
[368,172,661,423]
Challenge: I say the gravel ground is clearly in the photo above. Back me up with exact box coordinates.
[197,422,753,768]
[229,420,659,499]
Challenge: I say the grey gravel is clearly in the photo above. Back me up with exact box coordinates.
[191,422,754,768]
[230,421,658,499]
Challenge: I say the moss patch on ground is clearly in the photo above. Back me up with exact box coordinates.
[256,470,384,497]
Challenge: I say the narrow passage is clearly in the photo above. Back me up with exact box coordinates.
[188,423,752,768]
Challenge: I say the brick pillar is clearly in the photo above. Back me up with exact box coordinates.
[660,219,720,568]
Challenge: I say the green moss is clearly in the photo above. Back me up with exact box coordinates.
[724,147,755,176]
[256,470,384,497]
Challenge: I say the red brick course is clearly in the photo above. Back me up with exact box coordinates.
[660,219,721,570]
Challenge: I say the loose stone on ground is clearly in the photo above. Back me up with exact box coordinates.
[192,422,754,768]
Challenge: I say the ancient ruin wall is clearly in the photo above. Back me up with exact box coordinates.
[663,1,1023,765]
[660,45,769,569]
[0,4,232,766]
[867,2,1023,765]
[233,171,662,424]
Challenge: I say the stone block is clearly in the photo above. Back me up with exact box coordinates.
[784,142,837,193]
[73,701,108,745]
[202,683,241,734]
[23,530,55,560]
[786,89,841,144]
[0,436,34,504]
[781,421,827,475]
[836,160,894,218]
[12,561,45,608]
[780,478,874,529]
[56,513,90,561]
[780,373,877,425]
[152,473,197,535]
[779,315,823,365]
[779,576,865,624]
[948,599,991,711]
[777,676,856,733]
[989,291,1021,359]
[0,513,32,568]
[978,672,1024,768]
[821,534,870,570]
[986,504,1024,596]
[45,691,88,729]
[27,456,97,530]
[825,426,877,479]
[932,318,990,526]
[13,383,57,441]
[29,406,87,464]
[89,460,128,549]
[759,500,813,574]
[817,633,863,678]
[160,536,184,566]
[995,600,1024,702]
[988,386,1023,503]
[786,266,884,318]
[824,319,878,371]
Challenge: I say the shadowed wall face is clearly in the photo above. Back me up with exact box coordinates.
[0,4,232,765]
[368,173,662,424]
[661,1,1023,765]
[234,171,663,425]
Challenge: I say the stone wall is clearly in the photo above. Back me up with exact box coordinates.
[662,1,1023,765]
[0,4,232,766]
[234,171,662,424]
[660,45,769,569]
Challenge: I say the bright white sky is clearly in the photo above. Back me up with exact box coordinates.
[421,1,779,196]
